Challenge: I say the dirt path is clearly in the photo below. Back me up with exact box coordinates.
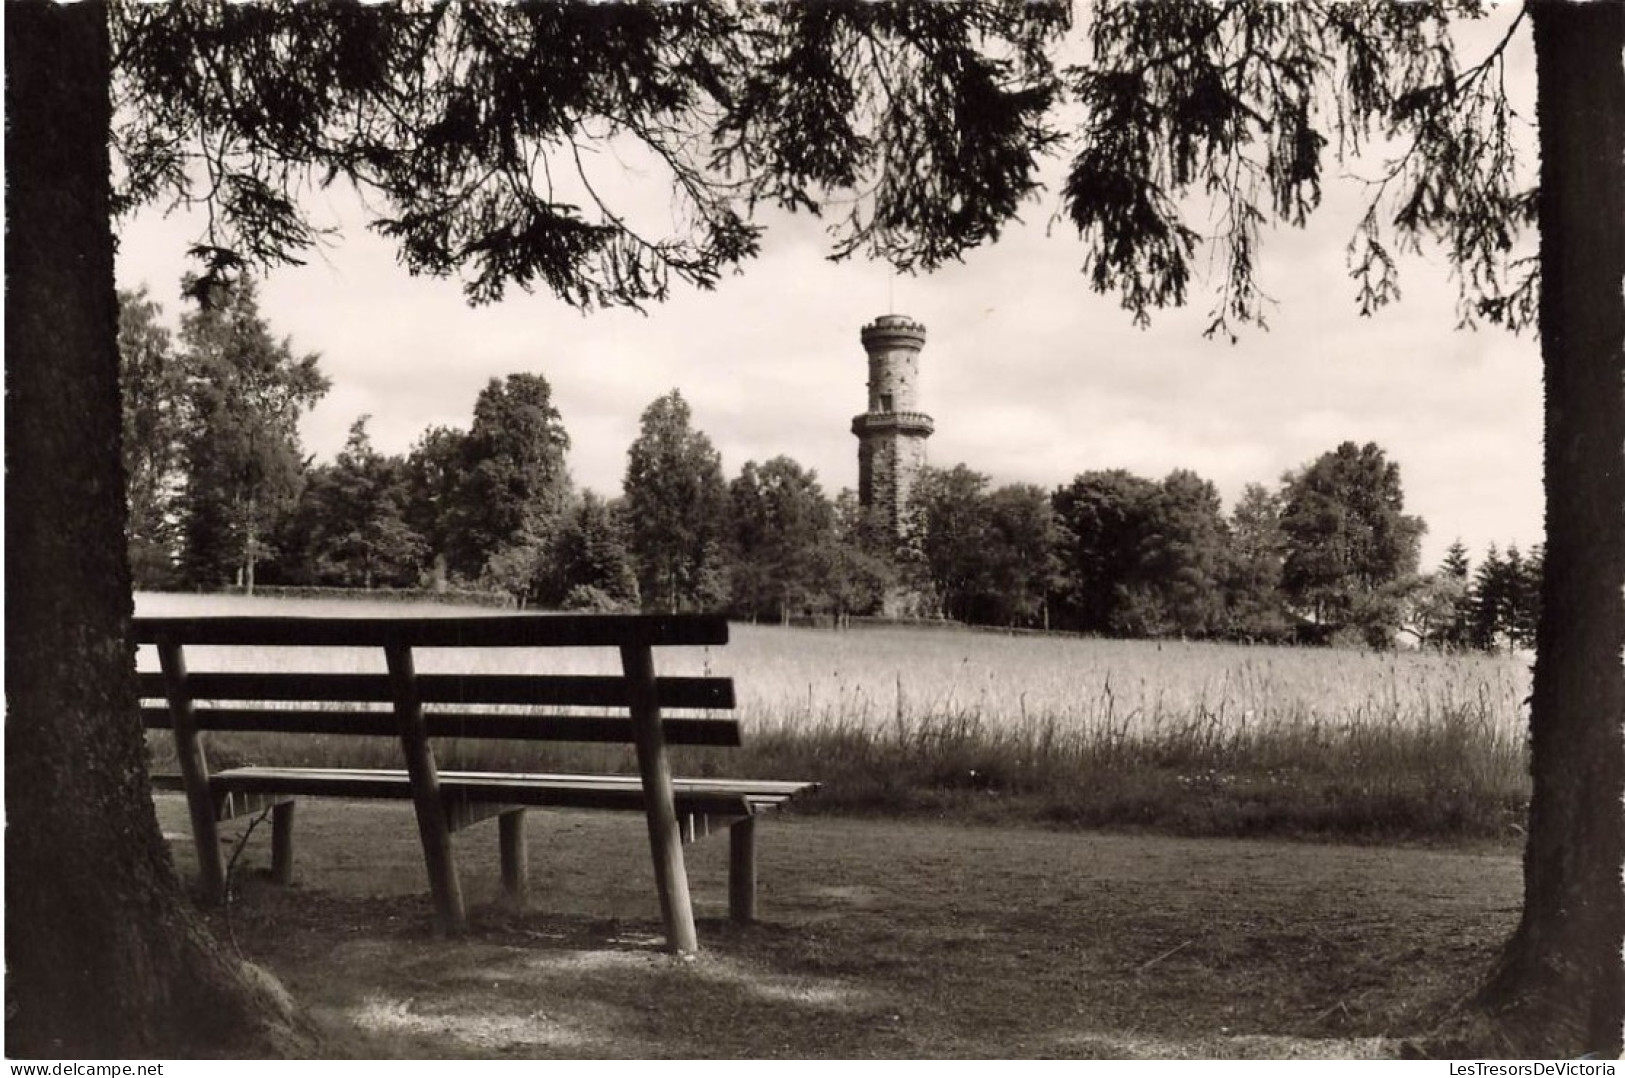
[162,797,1522,1058]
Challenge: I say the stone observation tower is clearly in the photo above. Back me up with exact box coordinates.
[852,314,934,534]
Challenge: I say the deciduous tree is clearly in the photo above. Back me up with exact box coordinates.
[623,391,730,614]
[903,464,994,623]
[173,276,328,591]
[532,491,641,612]
[1278,442,1425,645]
[1051,469,1160,633]
[402,425,471,588]
[820,489,900,622]
[1052,468,1229,637]
[280,417,424,589]
[1224,483,1291,642]
[906,469,1064,628]
[983,483,1065,629]
[457,373,573,582]
[1394,573,1456,649]
[1140,470,1230,638]
[728,457,837,622]
[117,286,188,587]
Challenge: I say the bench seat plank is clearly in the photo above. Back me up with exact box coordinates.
[149,775,293,821]
[153,768,815,800]
[203,766,815,817]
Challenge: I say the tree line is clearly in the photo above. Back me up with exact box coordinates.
[902,454,1539,651]
[122,279,1534,650]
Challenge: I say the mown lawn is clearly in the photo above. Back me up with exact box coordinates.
[158,796,1521,1059]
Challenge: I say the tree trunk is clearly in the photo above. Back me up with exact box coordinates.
[1476,1,1625,1058]
[244,502,258,595]
[4,3,303,1057]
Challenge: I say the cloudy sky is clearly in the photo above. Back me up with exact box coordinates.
[113,12,1544,570]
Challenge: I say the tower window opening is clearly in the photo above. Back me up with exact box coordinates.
[880,393,893,412]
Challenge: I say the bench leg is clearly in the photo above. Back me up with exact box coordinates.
[622,643,699,954]
[157,640,227,904]
[499,810,527,907]
[386,643,466,935]
[729,815,758,924]
[271,801,296,885]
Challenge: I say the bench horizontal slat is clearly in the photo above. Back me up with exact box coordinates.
[140,707,744,746]
[136,672,734,710]
[200,766,815,816]
[132,613,728,649]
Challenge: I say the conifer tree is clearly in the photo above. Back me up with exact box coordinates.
[283,417,424,588]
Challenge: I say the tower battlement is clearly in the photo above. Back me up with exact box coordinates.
[860,315,927,348]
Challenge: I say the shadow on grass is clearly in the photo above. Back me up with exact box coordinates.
[187,806,1520,1060]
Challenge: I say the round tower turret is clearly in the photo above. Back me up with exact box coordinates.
[860,315,928,415]
[852,314,934,534]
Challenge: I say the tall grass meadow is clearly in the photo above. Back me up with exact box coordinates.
[137,593,1531,840]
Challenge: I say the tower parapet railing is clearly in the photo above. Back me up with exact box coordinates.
[851,410,935,435]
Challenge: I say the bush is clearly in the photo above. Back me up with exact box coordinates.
[562,584,638,613]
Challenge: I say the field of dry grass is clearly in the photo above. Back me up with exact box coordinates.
[137,593,1533,840]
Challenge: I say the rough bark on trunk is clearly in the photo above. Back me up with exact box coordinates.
[4,3,303,1057]
[1475,1,1625,1058]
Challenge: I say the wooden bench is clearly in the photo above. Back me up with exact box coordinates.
[133,612,818,953]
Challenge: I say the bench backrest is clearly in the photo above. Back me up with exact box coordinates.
[135,612,736,941]
[133,613,738,747]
